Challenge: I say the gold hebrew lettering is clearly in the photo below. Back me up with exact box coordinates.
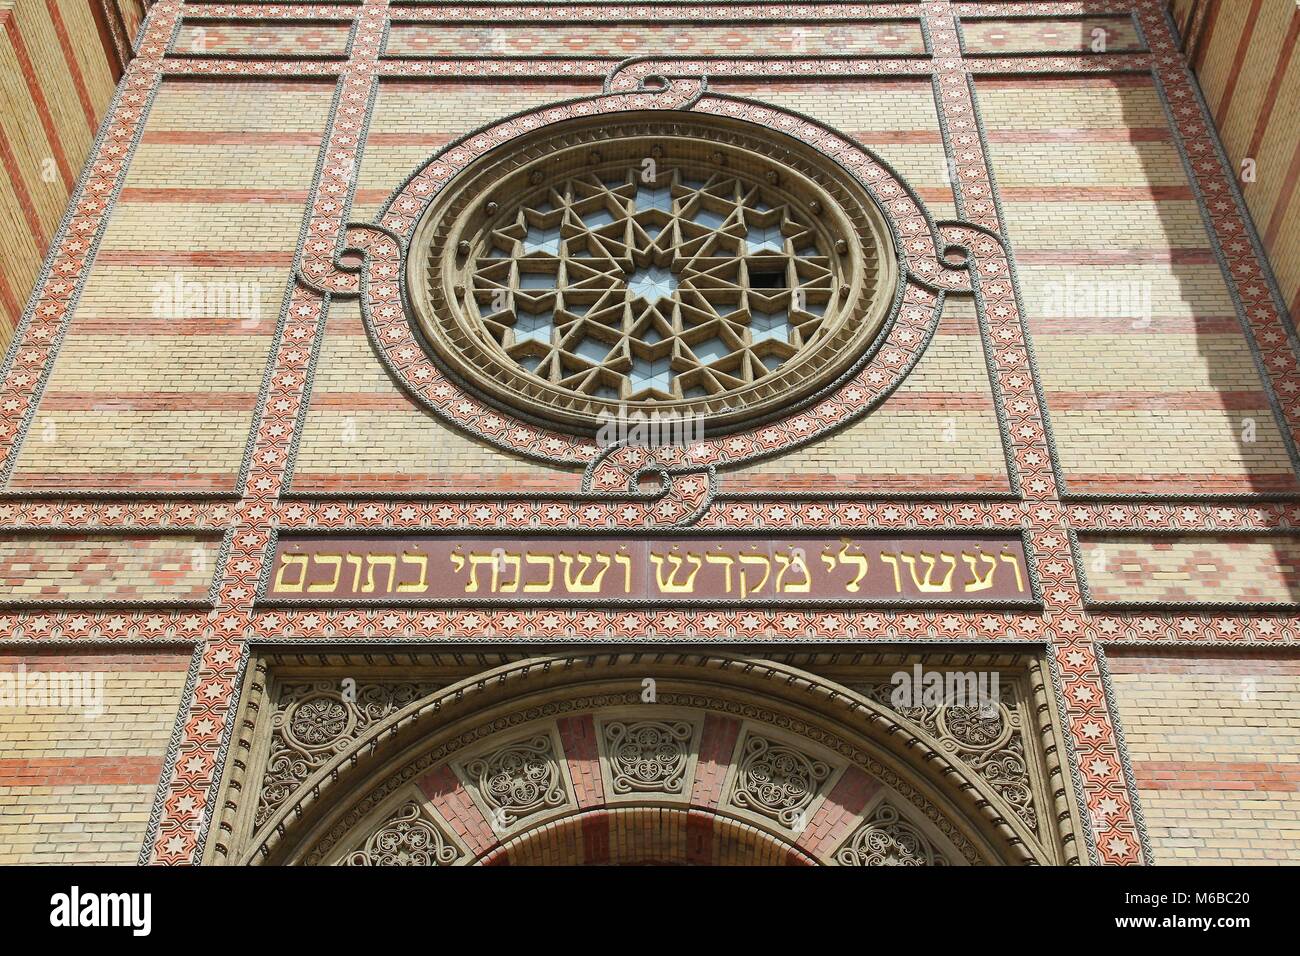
[523,553,555,593]
[880,552,902,593]
[493,550,520,593]
[614,552,632,593]
[999,550,1026,593]
[468,554,500,593]
[559,551,611,593]
[899,551,956,593]
[273,553,308,593]
[738,554,770,598]
[396,550,428,593]
[650,551,703,593]
[306,553,342,593]
[363,554,398,594]
[706,553,735,592]
[345,553,363,592]
[837,539,869,592]
[961,549,998,592]
[775,550,811,593]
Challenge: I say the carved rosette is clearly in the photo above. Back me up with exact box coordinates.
[604,719,694,794]
[344,801,460,867]
[863,680,1037,835]
[837,803,949,867]
[258,681,442,829]
[729,733,831,827]
[463,734,567,828]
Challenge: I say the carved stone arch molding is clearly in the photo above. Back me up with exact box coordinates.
[213,653,1080,866]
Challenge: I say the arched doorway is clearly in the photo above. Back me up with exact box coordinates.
[229,653,1058,865]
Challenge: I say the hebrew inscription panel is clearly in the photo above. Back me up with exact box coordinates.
[266,535,1033,605]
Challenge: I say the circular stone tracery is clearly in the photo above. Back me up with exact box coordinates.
[406,114,898,436]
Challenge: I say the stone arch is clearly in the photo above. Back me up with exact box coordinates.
[238,653,1048,866]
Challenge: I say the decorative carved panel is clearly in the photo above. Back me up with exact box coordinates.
[727,731,834,828]
[837,801,950,867]
[342,799,461,867]
[602,718,696,795]
[257,678,442,830]
[460,732,569,829]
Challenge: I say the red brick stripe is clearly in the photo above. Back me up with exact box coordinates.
[308,390,995,411]
[1245,7,1300,162]
[118,188,312,203]
[986,128,1171,143]
[719,474,1011,492]
[1134,760,1300,792]
[0,653,193,671]
[851,130,944,144]
[417,763,497,856]
[365,132,455,147]
[290,474,583,493]
[999,186,1195,201]
[38,392,260,411]
[0,756,163,787]
[1069,474,1300,493]
[1193,0,1224,71]
[0,125,48,251]
[1015,249,1216,265]
[71,318,275,335]
[1029,315,1243,334]
[556,714,605,807]
[976,75,1154,90]
[689,715,741,810]
[0,249,25,332]
[1213,0,1263,130]
[1263,136,1300,251]
[7,472,238,491]
[2,14,74,189]
[794,766,880,856]
[46,2,98,134]
[1044,389,1272,411]
[1106,653,1300,676]
[142,131,323,145]
[95,251,296,267]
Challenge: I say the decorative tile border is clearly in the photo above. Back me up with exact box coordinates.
[0,0,1293,868]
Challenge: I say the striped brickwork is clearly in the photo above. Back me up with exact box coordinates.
[1108,651,1300,864]
[0,0,1293,868]
[0,0,148,347]
[1171,0,1300,325]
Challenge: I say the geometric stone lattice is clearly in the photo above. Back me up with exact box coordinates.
[409,118,896,436]
[470,168,837,404]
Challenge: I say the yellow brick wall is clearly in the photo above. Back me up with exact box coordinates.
[0,0,147,348]
[293,300,579,492]
[8,78,334,492]
[0,651,191,864]
[976,75,1298,494]
[723,296,1009,492]
[1175,0,1300,322]
[1108,651,1300,864]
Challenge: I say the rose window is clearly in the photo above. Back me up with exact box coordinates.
[406,115,897,435]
